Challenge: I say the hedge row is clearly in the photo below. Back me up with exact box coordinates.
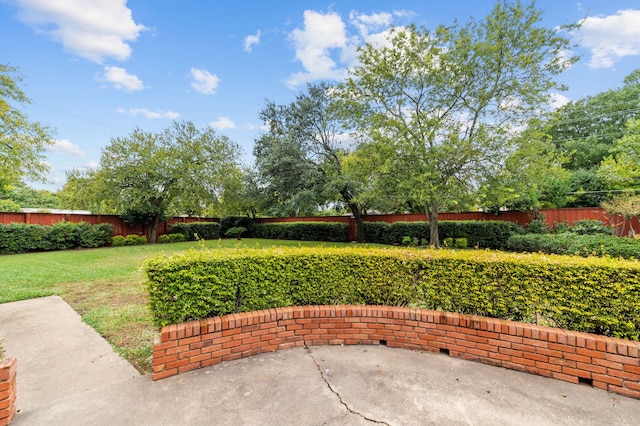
[170,222,220,240]
[0,222,113,254]
[506,233,640,259]
[363,220,522,249]
[145,247,640,340]
[251,222,348,242]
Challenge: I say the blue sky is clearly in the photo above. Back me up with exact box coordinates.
[2,0,640,191]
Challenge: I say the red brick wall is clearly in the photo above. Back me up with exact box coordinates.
[152,306,640,400]
[0,358,17,426]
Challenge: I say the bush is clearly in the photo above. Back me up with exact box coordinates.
[506,233,640,259]
[157,233,186,243]
[251,222,348,242]
[571,219,612,235]
[171,222,220,240]
[112,235,126,246]
[145,247,640,340]
[0,221,112,254]
[219,216,252,236]
[224,226,247,239]
[454,238,467,249]
[526,218,549,234]
[76,223,113,248]
[124,234,147,245]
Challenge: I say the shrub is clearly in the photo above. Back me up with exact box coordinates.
[219,216,252,236]
[158,233,186,243]
[454,238,467,249]
[112,234,146,246]
[124,234,147,245]
[571,219,612,235]
[0,223,46,254]
[47,221,82,250]
[144,247,640,340]
[112,235,126,246]
[224,226,247,239]
[526,218,549,234]
[0,221,112,254]
[171,222,220,240]
[76,223,113,248]
[251,222,348,242]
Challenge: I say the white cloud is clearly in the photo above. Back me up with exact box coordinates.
[100,66,144,91]
[349,11,393,37]
[550,93,571,109]
[117,108,179,119]
[81,161,99,169]
[209,117,236,130]
[286,10,348,88]
[243,122,268,132]
[190,68,220,94]
[578,9,640,68]
[244,30,261,52]
[15,0,146,63]
[46,139,85,156]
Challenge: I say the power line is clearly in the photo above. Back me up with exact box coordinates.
[30,101,129,133]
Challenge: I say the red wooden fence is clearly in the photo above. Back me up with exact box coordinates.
[1,208,637,242]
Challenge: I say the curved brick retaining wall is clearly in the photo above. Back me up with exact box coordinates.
[152,306,640,400]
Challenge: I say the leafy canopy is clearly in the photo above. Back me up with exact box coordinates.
[0,64,54,193]
[334,1,577,246]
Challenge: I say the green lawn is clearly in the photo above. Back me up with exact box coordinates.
[0,239,369,372]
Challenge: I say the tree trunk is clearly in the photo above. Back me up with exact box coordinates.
[350,202,365,243]
[340,187,365,243]
[149,214,161,244]
[425,199,440,248]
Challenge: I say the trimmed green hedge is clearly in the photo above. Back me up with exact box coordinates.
[158,233,186,243]
[506,233,640,259]
[363,220,522,249]
[251,222,348,242]
[0,222,113,254]
[145,247,640,340]
[170,222,220,240]
[112,234,147,246]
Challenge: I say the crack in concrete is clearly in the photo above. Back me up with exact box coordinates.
[304,343,391,426]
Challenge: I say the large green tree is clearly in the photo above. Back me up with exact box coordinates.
[334,1,576,246]
[477,122,572,214]
[598,117,640,191]
[540,69,640,207]
[547,69,640,171]
[72,121,241,242]
[0,64,53,193]
[255,83,368,241]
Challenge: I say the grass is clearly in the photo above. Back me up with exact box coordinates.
[0,238,371,372]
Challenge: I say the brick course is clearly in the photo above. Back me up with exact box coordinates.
[0,358,17,426]
[152,306,640,400]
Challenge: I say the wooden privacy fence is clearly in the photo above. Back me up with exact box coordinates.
[0,208,638,242]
